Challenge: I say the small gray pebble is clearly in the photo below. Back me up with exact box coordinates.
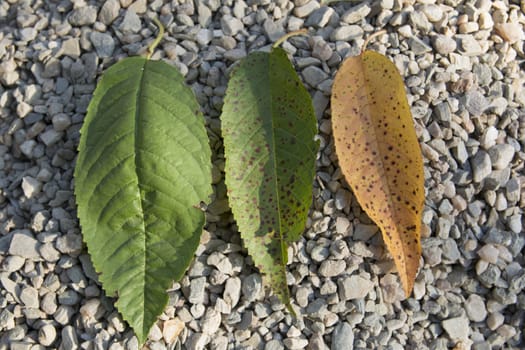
[61,38,81,58]
[409,11,432,32]
[306,298,327,318]
[341,2,371,24]
[119,10,142,34]
[2,255,25,272]
[90,32,115,58]
[338,275,373,300]
[38,324,57,346]
[39,129,63,146]
[293,1,320,18]
[99,0,120,25]
[442,238,461,261]
[201,309,221,334]
[470,150,492,183]
[19,286,39,309]
[188,277,207,304]
[186,332,208,350]
[464,90,489,116]
[9,231,40,259]
[306,7,334,28]
[330,25,363,42]
[302,66,328,87]
[198,3,212,26]
[21,176,42,198]
[283,337,308,349]
[331,322,354,350]
[441,316,469,341]
[265,339,284,350]
[242,274,262,302]
[318,259,345,277]
[263,19,285,42]
[41,292,58,315]
[19,27,37,41]
[421,4,443,22]
[60,325,79,349]
[223,277,241,307]
[409,37,432,55]
[488,144,514,170]
[55,233,82,255]
[460,36,483,56]
[221,15,243,36]
[68,6,97,26]
[465,294,487,322]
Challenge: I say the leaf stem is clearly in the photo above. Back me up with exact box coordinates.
[361,29,387,54]
[273,29,309,49]
[147,17,164,60]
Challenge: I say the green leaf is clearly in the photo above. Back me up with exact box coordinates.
[74,57,212,343]
[220,48,319,311]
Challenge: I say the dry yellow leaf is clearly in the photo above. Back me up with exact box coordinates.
[331,50,425,296]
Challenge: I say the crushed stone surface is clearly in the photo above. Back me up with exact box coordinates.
[0,0,524,349]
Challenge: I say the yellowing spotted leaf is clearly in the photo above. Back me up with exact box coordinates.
[331,50,425,296]
[220,47,318,312]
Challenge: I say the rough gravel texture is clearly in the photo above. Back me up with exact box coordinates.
[0,0,524,349]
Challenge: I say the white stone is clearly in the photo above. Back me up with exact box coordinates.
[188,277,206,304]
[283,337,308,349]
[331,25,363,41]
[80,299,103,320]
[293,1,320,18]
[442,316,469,341]
[22,176,42,198]
[318,260,345,277]
[20,285,39,308]
[16,101,32,118]
[338,275,373,300]
[302,66,328,87]
[39,129,63,146]
[479,12,494,29]
[223,276,241,307]
[421,4,443,22]
[162,318,185,343]
[2,255,25,272]
[9,231,40,259]
[487,312,504,330]
[220,15,243,35]
[196,29,213,46]
[341,3,371,24]
[488,144,515,170]
[332,322,354,350]
[478,244,499,264]
[480,126,498,149]
[465,294,487,322]
[201,309,221,334]
[495,22,525,43]
[335,217,350,234]
[471,150,492,183]
[38,324,57,346]
[148,323,163,341]
[187,332,209,350]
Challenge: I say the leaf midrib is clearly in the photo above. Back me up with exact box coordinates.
[267,53,286,265]
[133,59,148,332]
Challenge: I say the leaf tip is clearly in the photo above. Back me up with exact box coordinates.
[286,301,298,318]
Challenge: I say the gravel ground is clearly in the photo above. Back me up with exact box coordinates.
[0,0,524,349]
